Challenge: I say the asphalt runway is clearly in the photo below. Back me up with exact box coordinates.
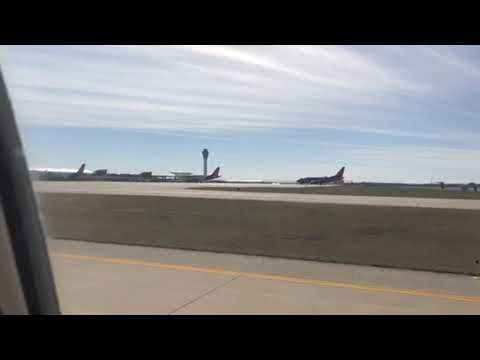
[48,238,480,314]
[33,181,480,210]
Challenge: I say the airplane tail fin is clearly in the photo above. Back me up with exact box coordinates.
[77,163,86,175]
[211,166,220,178]
[206,167,220,180]
[67,163,86,179]
[336,167,345,178]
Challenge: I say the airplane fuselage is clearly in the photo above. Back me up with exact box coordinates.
[30,171,82,181]
[297,176,343,185]
[297,167,345,185]
[173,167,221,182]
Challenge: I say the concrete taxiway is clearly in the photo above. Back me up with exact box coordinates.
[48,238,480,314]
[34,181,480,210]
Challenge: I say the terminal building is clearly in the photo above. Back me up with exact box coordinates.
[30,148,216,183]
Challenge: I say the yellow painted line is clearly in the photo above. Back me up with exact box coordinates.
[54,252,480,304]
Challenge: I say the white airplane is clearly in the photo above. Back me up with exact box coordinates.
[170,167,221,182]
[29,163,91,180]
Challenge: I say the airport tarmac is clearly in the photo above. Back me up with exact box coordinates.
[34,181,480,210]
[48,238,480,314]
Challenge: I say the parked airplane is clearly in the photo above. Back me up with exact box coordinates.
[30,163,221,183]
[171,167,221,182]
[297,167,345,185]
[29,163,87,181]
[71,169,159,182]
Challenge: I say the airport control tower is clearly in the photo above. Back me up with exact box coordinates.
[202,148,209,176]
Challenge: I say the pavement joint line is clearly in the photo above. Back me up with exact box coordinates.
[168,275,241,315]
[54,252,480,304]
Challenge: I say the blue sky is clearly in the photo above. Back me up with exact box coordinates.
[1,45,480,182]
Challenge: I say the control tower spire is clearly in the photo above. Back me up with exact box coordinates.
[202,148,209,176]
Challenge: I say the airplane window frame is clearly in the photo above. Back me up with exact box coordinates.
[0,67,60,315]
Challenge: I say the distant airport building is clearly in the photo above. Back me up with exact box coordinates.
[170,172,193,177]
[30,148,220,183]
[93,169,108,176]
[168,149,219,182]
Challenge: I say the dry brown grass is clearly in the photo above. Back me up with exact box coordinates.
[37,192,480,275]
